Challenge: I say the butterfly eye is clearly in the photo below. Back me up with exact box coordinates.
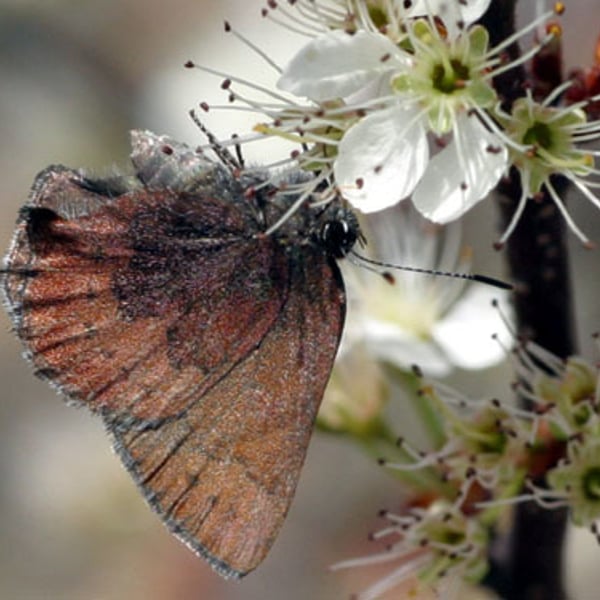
[320,218,357,259]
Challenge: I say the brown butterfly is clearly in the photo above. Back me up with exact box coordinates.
[2,130,358,578]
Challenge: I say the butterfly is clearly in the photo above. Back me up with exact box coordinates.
[2,130,358,578]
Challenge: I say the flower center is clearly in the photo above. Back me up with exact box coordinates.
[573,403,592,427]
[438,528,465,546]
[523,121,553,149]
[391,22,496,134]
[432,60,470,94]
[582,467,600,501]
[501,97,591,194]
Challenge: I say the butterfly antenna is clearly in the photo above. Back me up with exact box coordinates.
[188,109,241,170]
[349,250,513,291]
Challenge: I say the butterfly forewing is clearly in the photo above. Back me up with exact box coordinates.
[2,130,348,577]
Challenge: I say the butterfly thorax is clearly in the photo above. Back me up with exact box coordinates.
[238,171,360,260]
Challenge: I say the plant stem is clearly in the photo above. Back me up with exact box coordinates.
[480,2,574,598]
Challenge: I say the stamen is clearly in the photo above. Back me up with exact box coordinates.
[490,299,516,339]
[476,493,538,509]
[570,178,600,216]
[262,0,341,36]
[495,179,531,248]
[520,338,566,374]
[545,180,593,246]
[476,106,532,154]
[264,169,332,235]
[190,63,302,105]
[485,8,561,59]
[224,21,283,73]
[483,32,557,81]
[347,555,431,600]
[331,547,419,571]
[294,0,348,26]
[542,80,574,107]
[450,113,474,192]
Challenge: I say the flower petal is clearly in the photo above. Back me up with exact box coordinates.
[364,320,453,377]
[412,113,508,223]
[431,285,510,371]
[405,0,491,35]
[277,30,405,101]
[335,106,428,212]
[320,339,388,434]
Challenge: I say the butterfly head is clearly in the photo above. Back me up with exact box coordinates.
[317,209,359,259]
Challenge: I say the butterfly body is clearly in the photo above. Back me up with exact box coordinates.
[3,131,357,578]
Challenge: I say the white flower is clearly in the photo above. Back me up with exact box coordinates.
[341,204,510,376]
[547,439,600,527]
[514,341,600,441]
[332,499,489,599]
[494,88,600,246]
[195,2,561,225]
[277,11,509,215]
[272,1,564,220]
[262,0,491,40]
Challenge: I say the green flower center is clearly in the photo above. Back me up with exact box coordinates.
[479,431,507,454]
[582,467,600,501]
[424,519,466,547]
[523,121,553,149]
[501,98,590,194]
[391,22,496,134]
[440,529,466,546]
[573,403,592,427]
[432,60,470,94]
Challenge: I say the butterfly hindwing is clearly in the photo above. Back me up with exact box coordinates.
[111,247,345,577]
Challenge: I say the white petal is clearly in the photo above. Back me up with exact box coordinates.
[364,320,453,376]
[449,0,492,25]
[405,0,491,34]
[431,285,510,370]
[412,113,508,223]
[277,30,405,101]
[335,106,428,213]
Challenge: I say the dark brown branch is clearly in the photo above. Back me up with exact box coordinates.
[479,2,574,598]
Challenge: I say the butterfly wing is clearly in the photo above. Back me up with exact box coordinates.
[4,170,285,424]
[112,249,345,577]
[3,131,346,577]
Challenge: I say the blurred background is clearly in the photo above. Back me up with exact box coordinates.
[1,1,599,598]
